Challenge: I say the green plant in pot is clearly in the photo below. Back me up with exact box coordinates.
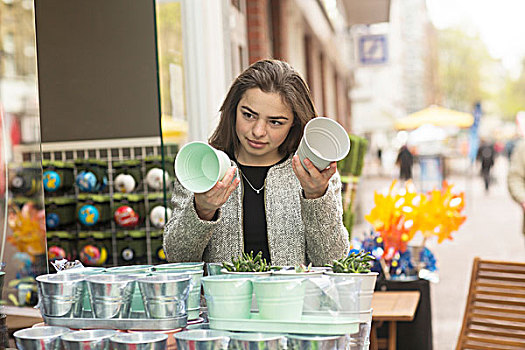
[325,250,375,273]
[324,250,379,316]
[222,251,278,274]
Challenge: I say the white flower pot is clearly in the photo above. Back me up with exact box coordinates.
[324,271,379,312]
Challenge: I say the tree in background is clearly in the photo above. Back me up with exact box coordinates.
[435,28,495,112]
[497,59,525,121]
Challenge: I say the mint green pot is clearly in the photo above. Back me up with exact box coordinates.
[174,141,231,193]
[206,263,223,276]
[106,265,152,313]
[152,269,204,320]
[202,275,253,319]
[253,277,306,320]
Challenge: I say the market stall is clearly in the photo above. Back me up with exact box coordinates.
[13,253,378,349]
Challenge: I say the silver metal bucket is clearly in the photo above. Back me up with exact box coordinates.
[109,332,168,350]
[286,334,347,350]
[61,329,117,350]
[14,326,71,350]
[173,330,230,350]
[86,274,135,319]
[228,332,285,350]
[152,269,204,318]
[136,274,191,318]
[36,274,85,318]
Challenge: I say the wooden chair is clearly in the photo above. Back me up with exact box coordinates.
[456,257,525,350]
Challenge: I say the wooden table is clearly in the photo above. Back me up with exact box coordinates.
[371,291,421,350]
[3,306,43,330]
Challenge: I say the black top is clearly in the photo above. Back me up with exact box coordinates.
[238,163,271,263]
[237,156,288,263]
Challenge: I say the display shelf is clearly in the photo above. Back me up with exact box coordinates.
[12,137,179,267]
[43,313,187,330]
[3,306,43,330]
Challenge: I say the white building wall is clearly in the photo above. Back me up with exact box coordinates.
[285,4,307,78]
[349,0,430,134]
[324,61,337,118]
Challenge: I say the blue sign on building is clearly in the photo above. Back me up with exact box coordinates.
[358,34,388,65]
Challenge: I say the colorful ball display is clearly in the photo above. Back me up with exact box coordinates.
[150,206,172,228]
[78,204,100,226]
[11,176,25,190]
[114,174,136,193]
[146,168,169,190]
[95,176,108,192]
[43,170,61,192]
[114,205,139,227]
[46,213,60,229]
[76,171,98,192]
[80,244,108,266]
[48,245,66,260]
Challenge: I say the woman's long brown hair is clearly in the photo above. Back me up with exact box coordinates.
[209,59,317,159]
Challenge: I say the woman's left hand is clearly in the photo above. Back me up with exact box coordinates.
[292,155,337,199]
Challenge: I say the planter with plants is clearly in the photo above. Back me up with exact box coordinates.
[221,251,275,276]
[201,275,254,319]
[271,263,328,276]
[253,276,306,320]
[324,250,378,315]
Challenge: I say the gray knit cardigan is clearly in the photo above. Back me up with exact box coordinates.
[163,157,350,266]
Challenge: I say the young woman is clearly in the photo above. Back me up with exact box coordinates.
[163,59,349,266]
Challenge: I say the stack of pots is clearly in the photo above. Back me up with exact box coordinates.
[106,265,153,314]
[58,267,106,315]
[173,330,231,350]
[86,274,136,319]
[152,262,205,320]
[202,275,306,321]
[323,269,378,349]
[35,266,191,321]
[36,274,85,318]
[323,270,378,321]
[219,268,272,312]
[14,327,169,349]
[172,329,361,349]
[135,274,192,319]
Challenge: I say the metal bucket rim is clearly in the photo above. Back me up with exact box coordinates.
[14,326,71,339]
[110,332,168,344]
[61,329,117,342]
[36,273,85,283]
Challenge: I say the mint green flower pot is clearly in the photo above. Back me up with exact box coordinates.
[253,277,306,320]
[202,275,253,319]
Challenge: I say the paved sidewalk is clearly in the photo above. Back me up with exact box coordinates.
[353,156,525,350]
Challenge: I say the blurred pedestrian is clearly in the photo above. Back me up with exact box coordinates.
[396,145,413,181]
[505,138,517,161]
[507,139,525,236]
[477,140,495,192]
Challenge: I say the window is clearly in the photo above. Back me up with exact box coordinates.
[155,0,186,121]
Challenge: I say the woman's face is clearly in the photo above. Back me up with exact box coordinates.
[235,88,294,166]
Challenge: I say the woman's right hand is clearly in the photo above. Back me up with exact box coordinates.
[194,167,240,221]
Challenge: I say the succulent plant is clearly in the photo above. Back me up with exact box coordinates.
[325,250,375,273]
[294,263,313,273]
[222,251,277,272]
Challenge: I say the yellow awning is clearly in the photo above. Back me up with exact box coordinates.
[395,105,474,130]
[161,115,188,143]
